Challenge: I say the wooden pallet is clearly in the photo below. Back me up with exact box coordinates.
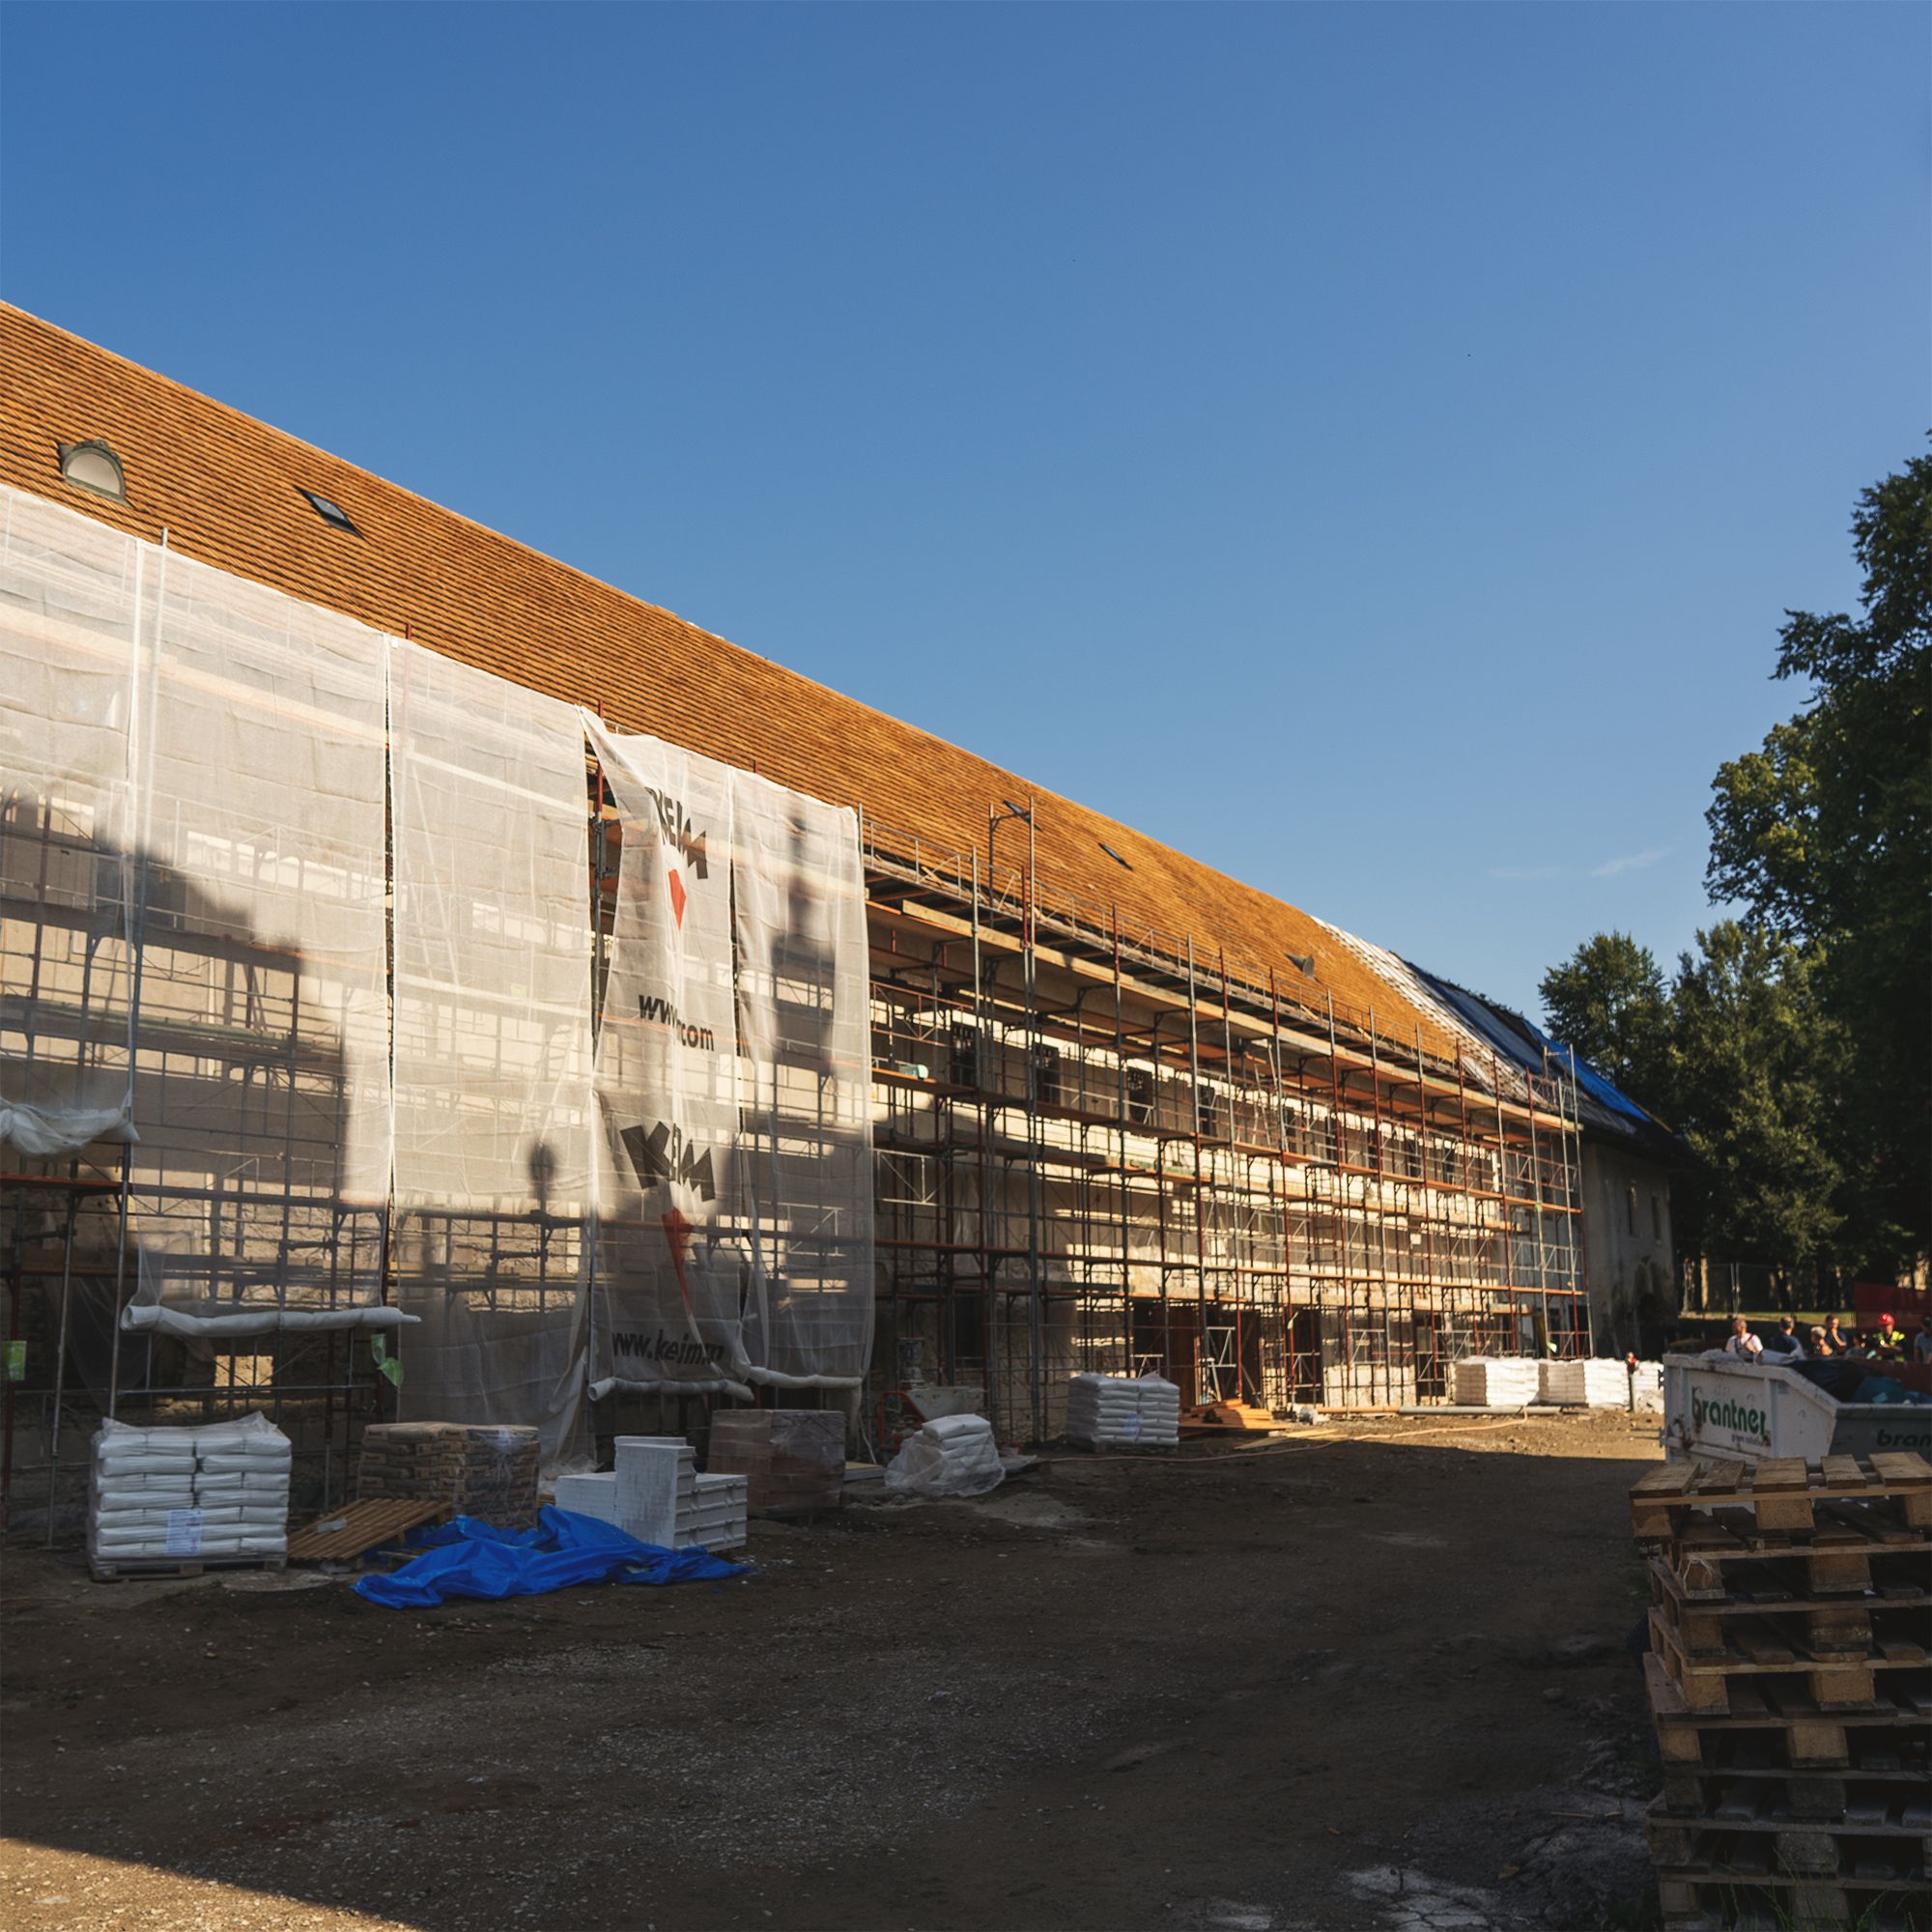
[1633,1454,1932,1541]
[1662,1767,1931,1826]
[1643,1655,1930,1768]
[1652,1514,1929,1601]
[1655,1871,1929,1932]
[1653,1775,1932,1830]
[1649,1826,1930,1884]
[1652,1542,1931,1605]
[1649,1560,1932,1669]
[1179,1401,1282,1435]
[285,1496,450,1562]
[88,1551,287,1583]
[1647,1609,1932,1717]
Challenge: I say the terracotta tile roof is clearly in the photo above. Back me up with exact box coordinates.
[2,302,1453,1057]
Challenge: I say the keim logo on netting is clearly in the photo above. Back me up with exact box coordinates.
[636,992,716,1051]
[640,786,709,879]
[619,1119,718,1200]
[609,1328,729,1367]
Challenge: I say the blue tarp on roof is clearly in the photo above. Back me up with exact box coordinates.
[1405,963,1658,1127]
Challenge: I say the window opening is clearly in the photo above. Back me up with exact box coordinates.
[58,440,126,500]
[298,489,360,535]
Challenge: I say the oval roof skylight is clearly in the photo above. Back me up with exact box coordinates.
[58,440,126,501]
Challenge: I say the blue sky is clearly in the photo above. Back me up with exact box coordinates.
[4,2,1923,1019]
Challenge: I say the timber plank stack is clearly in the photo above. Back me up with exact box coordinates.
[1631,1452,1932,1930]
[356,1422,541,1530]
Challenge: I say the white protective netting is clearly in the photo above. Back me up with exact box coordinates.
[388,641,594,1458]
[2,486,396,1336]
[732,766,874,1389]
[584,719,748,1398]
[0,490,145,1158]
[7,485,869,1413]
[583,721,873,1398]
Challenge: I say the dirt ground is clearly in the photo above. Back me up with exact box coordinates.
[2,1408,1668,1932]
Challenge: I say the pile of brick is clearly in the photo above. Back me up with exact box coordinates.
[706,1409,845,1512]
[356,1422,540,1530]
[1632,1452,1931,1929]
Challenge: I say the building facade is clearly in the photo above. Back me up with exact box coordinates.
[2,306,1637,1509]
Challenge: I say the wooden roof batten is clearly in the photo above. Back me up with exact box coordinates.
[2,301,1573,1132]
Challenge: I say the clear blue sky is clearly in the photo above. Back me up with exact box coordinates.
[4,3,1923,1020]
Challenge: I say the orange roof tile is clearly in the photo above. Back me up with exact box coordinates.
[1,302,1452,1057]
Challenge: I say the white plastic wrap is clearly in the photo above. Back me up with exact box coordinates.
[884,1412,1005,1497]
[88,1412,290,1562]
[731,767,874,1391]
[1065,1372,1180,1447]
[585,719,749,1399]
[390,642,594,1458]
[1,489,145,1157]
[5,484,395,1331]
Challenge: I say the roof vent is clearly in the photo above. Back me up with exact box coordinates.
[1285,952,1316,980]
[298,488,359,535]
[58,440,126,501]
[1098,842,1132,870]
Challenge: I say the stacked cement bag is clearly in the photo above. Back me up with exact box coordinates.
[884,1412,1005,1497]
[1452,1357,1540,1406]
[89,1413,290,1568]
[1540,1358,1639,1406]
[1065,1373,1181,1448]
[357,1421,540,1530]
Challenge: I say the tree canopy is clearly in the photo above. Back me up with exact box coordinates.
[1543,447,1930,1284]
[1537,932,1670,1108]
[1706,449,1930,1268]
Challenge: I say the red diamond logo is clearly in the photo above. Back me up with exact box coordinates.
[667,868,687,931]
[662,1207,694,1314]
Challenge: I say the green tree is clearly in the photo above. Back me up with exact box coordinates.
[1538,931,1672,1112]
[1665,923,1845,1271]
[1706,450,1932,1271]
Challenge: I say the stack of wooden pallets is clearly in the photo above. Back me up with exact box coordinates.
[1631,1452,1931,1931]
[356,1422,541,1530]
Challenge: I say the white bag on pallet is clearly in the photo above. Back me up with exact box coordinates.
[1452,1357,1540,1406]
[884,1412,1005,1497]
[88,1413,291,1565]
[1539,1359,1638,1406]
[1065,1373,1180,1447]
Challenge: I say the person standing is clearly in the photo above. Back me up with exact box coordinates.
[1762,1316,1804,1361]
[1724,1317,1765,1359]
[1820,1315,1847,1356]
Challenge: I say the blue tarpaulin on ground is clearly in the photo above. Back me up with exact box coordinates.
[352,1505,744,1608]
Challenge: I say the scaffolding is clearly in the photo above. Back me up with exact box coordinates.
[5,478,1590,1539]
[857,814,1589,1442]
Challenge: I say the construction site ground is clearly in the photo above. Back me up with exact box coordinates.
[3,1407,1667,1932]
